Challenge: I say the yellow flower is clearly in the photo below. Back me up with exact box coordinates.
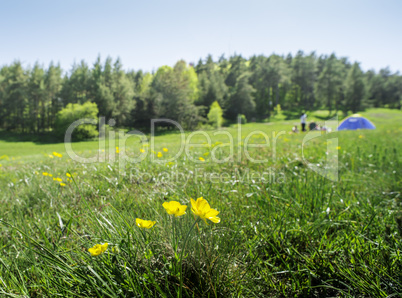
[199,157,205,162]
[42,172,49,176]
[48,174,53,177]
[162,201,187,217]
[48,155,54,158]
[359,135,364,139]
[88,243,108,256]
[116,147,120,153]
[190,197,220,224]
[142,143,149,147]
[136,218,156,229]
[165,161,175,167]
[163,148,168,152]
[157,152,163,158]
[60,183,66,187]
[203,152,210,157]
[336,146,341,150]
[55,177,62,182]
[66,173,71,178]
[140,149,145,153]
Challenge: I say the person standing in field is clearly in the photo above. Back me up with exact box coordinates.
[300,113,307,132]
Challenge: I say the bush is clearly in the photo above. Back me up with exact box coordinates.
[238,114,247,124]
[207,101,223,128]
[55,102,99,141]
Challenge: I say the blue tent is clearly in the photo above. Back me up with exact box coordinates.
[337,114,376,130]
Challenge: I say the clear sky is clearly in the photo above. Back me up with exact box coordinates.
[0,0,401,74]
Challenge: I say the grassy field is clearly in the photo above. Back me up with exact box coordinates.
[0,108,401,297]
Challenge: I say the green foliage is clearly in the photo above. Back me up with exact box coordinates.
[238,113,247,124]
[0,53,401,135]
[207,101,223,128]
[54,102,99,141]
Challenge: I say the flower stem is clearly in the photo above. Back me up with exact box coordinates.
[179,218,200,298]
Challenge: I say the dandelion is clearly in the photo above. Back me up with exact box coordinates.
[42,172,49,176]
[190,197,220,224]
[136,218,156,229]
[48,174,53,177]
[56,177,62,182]
[116,147,120,153]
[66,173,71,178]
[336,146,341,150]
[88,243,108,256]
[53,177,57,181]
[48,155,54,158]
[157,152,163,158]
[359,135,364,139]
[60,183,66,187]
[199,157,205,162]
[163,148,168,152]
[140,149,145,153]
[163,201,187,217]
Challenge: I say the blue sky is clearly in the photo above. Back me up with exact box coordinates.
[0,0,401,74]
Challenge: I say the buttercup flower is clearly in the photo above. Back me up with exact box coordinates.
[53,152,62,158]
[66,173,71,178]
[336,146,341,150]
[60,183,66,187]
[163,201,187,217]
[140,149,145,153]
[88,243,108,256]
[116,147,120,153]
[157,152,163,158]
[191,197,220,224]
[136,218,156,229]
[199,157,205,162]
[42,172,49,176]
[163,148,168,152]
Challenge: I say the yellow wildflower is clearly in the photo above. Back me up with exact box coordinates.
[163,148,168,152]
[190,197,220,224]
[199,157,205,162]
[136,218,156,229]
[88,243,108,256]
[157,152,163,158]
[52,152,62,158]
[66,173,71,178]
[336,146,341,150]
[48,174,53,177]
[203,152,210,157]
[48,155,54,158]
[140,149,145,153]
[116,147,120,153]
[60,183,66,187]
[162,201,187,217]
[56,177,62,182]
[42,172,49,176]
[359,135,364,139]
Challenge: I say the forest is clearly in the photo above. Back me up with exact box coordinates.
[0,51,401,133]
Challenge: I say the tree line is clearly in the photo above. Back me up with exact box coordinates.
[0,51,401,133]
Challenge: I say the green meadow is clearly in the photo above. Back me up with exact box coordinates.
[0,108,401,297]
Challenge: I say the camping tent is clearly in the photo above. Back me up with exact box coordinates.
[337,114,376,130]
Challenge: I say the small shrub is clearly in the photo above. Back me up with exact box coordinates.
[238,114,247,124]
[207,101,223,128]
[55,102,99,141]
